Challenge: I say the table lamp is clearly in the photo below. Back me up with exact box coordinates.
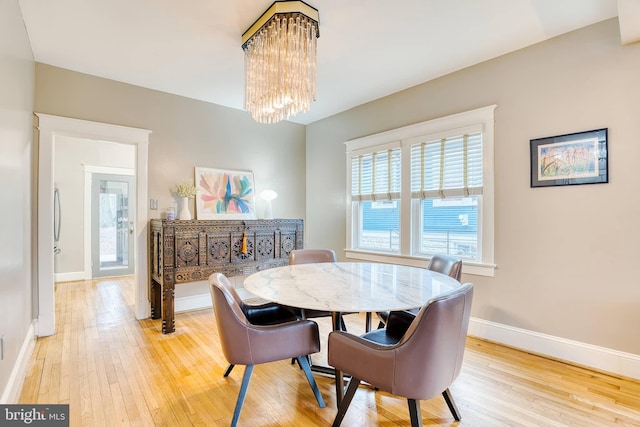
[260,189,278,219]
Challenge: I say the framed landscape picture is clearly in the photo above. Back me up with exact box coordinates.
[530,128,608,188]
[195,167,256,219]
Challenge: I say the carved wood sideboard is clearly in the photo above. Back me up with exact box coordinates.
[149,218,304,333]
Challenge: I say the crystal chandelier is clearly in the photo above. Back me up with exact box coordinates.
[242,1,319,124]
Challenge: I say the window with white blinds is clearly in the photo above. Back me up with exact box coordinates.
[351,147,401,201]
[410,131,483,199]
[345,105,496,276]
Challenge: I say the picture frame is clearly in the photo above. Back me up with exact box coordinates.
[530,128,608,188]
[194,167,256,219]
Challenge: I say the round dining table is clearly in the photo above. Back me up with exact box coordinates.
[244,261,462,402]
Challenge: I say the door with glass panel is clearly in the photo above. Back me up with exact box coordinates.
[91,173,135,278]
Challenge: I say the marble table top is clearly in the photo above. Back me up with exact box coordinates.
[244,262,461,313]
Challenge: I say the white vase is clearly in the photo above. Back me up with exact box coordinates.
[179,197,192,220]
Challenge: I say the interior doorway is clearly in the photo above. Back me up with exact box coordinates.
[36,113,151,337]
[54,140,136,283]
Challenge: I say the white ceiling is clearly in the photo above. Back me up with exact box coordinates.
[19,0,620,125]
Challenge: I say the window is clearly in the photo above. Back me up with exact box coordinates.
[350,145,401,252]
[410,130,483,261]
[345,106,496,276]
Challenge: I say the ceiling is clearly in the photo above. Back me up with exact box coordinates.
[19,0,620,125]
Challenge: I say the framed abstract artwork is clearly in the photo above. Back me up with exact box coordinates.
[195,167,256,219]
[530,128,608,188]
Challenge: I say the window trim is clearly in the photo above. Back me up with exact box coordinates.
[345,105,496,277]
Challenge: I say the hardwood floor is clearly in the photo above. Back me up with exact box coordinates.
[20,277,640,426]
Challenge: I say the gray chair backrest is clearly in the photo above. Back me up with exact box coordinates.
[427,254,462,281]
[393,283,474,399]
[289,248,337,265]
[210,272,321,367]
[209,273,254,365]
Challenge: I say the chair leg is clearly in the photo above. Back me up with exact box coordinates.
[340,314,347,332]
[407,399,423,427]
[296,356,326,408]
[331,376,361,427]
[291,355,312,368]
[442,388,461,421]
[223,364,235,377]
[231,365,254,427]
[365,312,372,332]
[330,312,349,332]
[334,368,344,403]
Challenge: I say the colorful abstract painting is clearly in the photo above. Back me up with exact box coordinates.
[195,167,256,219]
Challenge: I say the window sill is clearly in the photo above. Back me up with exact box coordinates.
[344,249,495,277]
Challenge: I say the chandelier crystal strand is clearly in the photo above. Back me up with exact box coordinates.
[243,3,319,124]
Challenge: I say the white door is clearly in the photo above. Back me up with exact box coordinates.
[91,173,135,278]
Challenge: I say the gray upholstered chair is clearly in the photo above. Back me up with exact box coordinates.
[287,249,347,326]
[426,253,463,281]
[209,273,325,427]
[216,278,300,377]
[376,254,463,328]
[289,248,337,265]
[329,283,474,426]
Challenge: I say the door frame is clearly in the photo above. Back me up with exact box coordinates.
[85,168,136,279]
[36,113,151,336]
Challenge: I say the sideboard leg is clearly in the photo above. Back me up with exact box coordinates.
[162,284,175,333]
[150,280,162,320]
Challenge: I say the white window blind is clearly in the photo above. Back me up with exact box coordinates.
[410,132,483,198]
[351,148,401,201]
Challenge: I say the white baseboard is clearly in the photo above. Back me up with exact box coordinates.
[174,278,252,313]
[0,321,36,404]
[36,313,55,337]
[54,271,85,282]
[174,290,265,313]
[469,317,640,380]
[175,294,212,313]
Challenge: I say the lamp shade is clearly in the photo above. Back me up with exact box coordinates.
[260,189,278,201]
[260,189,278,219]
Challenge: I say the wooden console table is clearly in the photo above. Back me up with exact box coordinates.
[149,218,303,333]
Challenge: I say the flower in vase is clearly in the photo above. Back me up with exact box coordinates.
[175,181,197,199]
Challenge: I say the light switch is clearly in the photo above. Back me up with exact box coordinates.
[150,199,158,210]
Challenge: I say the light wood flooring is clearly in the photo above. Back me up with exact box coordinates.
[20,277,640,426]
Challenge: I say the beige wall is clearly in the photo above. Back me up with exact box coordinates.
[306,18,640,355]
[35,64,307,223]
[35,64,307,301]
[0,0,35,400]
